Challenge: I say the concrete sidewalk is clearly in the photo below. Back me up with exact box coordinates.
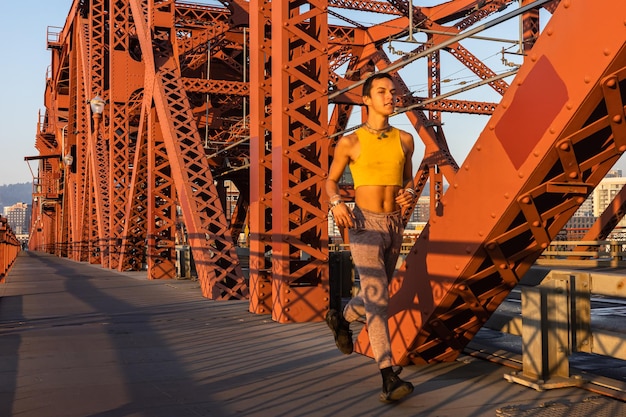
[0,251,624,416]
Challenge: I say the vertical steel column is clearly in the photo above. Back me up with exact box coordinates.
[87,0,110,267]
[72,21,91,262]
[521,0,541,53]
[248,0,273,314]
[146,108,177,279]
[271,0,330,322]
[428,49,442,125]
[109,0,145,270]
[73,26,91,262]
[118,101,149,272]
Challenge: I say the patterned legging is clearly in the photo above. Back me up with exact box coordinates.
[343,206,404,369]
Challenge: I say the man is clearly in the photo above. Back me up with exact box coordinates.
[325,72,416,402]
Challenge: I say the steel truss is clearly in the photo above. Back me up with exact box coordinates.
[29,0,626,363]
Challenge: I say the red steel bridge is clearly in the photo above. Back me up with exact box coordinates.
[26,0,626,366]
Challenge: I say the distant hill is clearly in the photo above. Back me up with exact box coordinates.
[0,183,33,207]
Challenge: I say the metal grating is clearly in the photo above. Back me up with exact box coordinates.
[496,396,626,417]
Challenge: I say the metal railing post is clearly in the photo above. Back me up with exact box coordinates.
[505,272,587,390]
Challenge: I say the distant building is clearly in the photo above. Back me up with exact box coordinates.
[4,202,31,246]
[593,176,626,228]
[562,214,596,240]
[563,174,626,239]
[573,194,594,217]
[4,202,31,235]
[412,196,430,223]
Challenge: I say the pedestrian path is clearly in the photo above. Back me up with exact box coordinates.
[0,251,624,416]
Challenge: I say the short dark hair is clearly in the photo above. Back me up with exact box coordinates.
[362,73,393,98]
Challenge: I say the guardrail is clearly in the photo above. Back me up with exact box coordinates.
[0,217,21,282]
[329,242,416,255]
[537,240,626,267]
[481,267,626,400]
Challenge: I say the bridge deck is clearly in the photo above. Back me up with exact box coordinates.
[0,251,623,417]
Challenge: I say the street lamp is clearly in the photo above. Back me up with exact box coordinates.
[90,96,106,118]
[63,154,74,167]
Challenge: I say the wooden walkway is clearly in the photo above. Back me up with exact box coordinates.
[0,251,624,417]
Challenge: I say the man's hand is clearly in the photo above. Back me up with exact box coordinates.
[331,203,355,229]
[395,189,415,208]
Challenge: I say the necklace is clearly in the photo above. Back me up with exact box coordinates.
[365,122,392,139]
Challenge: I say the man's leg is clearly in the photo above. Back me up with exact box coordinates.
[346,208,393,369]
[348,209,413,402]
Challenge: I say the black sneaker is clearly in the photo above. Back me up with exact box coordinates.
[325,309,353,354]
[380,370,414,403]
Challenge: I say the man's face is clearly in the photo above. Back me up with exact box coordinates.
[364,78,396,116]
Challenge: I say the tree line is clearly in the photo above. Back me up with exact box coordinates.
[0,183,33,207]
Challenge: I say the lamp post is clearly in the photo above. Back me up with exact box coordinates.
[89,95,106,264]
[61,143,73,259]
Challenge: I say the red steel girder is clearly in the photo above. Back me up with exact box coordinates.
[183,79,249,95]
[118,102,149,272]
[270,0,330,323]
[108,0,145,270]
[147,108,177,280]
[329,0,402,15]
[248,0,274,315]
[128,0,248,299]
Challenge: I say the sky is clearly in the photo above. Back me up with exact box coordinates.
[1,2,620,186]
[0,1,73,186]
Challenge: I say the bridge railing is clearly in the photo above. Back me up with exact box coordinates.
[478,267,626,400]
[536,240,626,267]
[0,216,21,282]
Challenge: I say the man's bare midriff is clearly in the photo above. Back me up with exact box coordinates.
[355,185,403,213]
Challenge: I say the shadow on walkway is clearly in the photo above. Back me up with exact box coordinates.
[0,251,622,417]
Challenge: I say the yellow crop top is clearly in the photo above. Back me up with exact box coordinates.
[349,126,405,189]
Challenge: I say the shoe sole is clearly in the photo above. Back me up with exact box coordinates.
[379,383,414,403]
[325,310,353,355]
